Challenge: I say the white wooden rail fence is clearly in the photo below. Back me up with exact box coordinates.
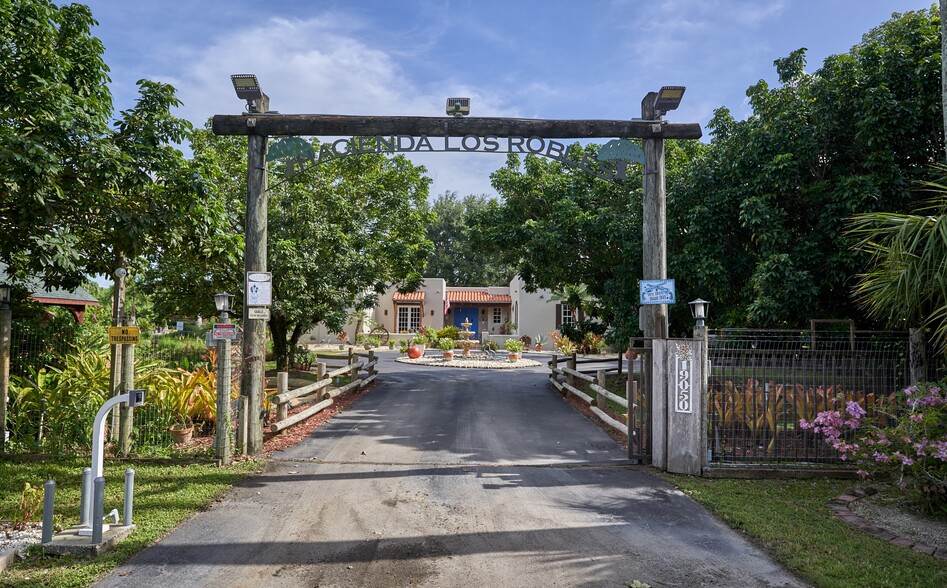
[548,353,633,437]
[269,349,379,433]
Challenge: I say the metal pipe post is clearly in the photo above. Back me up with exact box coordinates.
[123,469,135,526]
[80,467,92,526]
[42,479,55,544]
[91,476,105,544]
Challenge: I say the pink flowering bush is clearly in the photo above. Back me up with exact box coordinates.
[800,381,947,515]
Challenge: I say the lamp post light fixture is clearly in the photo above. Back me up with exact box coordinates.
[689,298,710,328]
[214,292,234,321]
[653,86,686,116]
[231,74,269,113]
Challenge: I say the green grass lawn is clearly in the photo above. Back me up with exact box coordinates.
[0,457,262,587]
[658,474,947,588]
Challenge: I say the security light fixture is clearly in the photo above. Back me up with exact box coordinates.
[0,284,9,305]
[446,97,470,117]
[653,86,686,116]
[689,298,709,328]
[231,74,269,113]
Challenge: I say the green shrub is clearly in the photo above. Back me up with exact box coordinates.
[436,325,460,340]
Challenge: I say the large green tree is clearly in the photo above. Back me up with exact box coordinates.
[425,192,515,286]
[146,130,434,369]
[0,0,111,288]
[671,7,943,328]
[471,141,703,344]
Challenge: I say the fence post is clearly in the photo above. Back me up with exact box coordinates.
[596,370,606,408]
[566,352,577,394]
[909,328,928,384]
[91,476,105,544]
[317,362,327,399]
[368,350,376,378]
[276,372,289,423]
[238,396,248,456]
[118,313,136,456]
[617,347,623,376]
[350,352,360,390]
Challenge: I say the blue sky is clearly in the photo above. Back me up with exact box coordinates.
[81,0,935,197]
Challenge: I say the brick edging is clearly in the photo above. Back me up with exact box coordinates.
[830,486,947,560]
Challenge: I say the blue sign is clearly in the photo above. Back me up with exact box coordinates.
[640,280,676,305]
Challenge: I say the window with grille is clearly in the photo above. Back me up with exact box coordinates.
[398,306,421,332]
[561,304,575,327]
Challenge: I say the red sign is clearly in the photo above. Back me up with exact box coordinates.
[213,323,237,340]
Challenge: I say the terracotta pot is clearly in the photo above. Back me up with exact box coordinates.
[508,352,520,362]
[170,426,193,445]
[443,350,454,360]
[407,345,422,359]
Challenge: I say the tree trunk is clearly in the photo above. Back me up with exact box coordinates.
[269,316,289,372]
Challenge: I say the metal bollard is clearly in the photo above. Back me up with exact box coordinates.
[123,469,135,526]
[42,480,55,544]
[91,476,105,544]
[79,467,92,526]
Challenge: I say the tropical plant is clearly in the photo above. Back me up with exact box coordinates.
[504,339,524,354]
[437,338,455,352]
[848,182,947,353]
[435,325,461,340]
[398,339,410,355]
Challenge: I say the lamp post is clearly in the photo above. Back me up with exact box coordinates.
[232,73,269,456]
[0,283,11,451]
[641,86,686,341]
[689,298,709,329]
[688,297,710,466]
[214,292,234,464]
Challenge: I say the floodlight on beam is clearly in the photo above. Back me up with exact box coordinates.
[230,74,269,113]
[653,86,686,116]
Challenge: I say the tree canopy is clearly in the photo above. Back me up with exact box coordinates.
[145,130,434,369]
[424,192,515,286]
[670,7,943,330]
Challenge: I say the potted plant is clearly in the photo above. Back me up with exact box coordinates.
[398,339,410,355]
[336,331,348,350]
[169,415,194,445]
[504,338,524,362]
[519,335,532,351]
[388,338,397,350]
[438,337,455,360]
[534,333,547,352]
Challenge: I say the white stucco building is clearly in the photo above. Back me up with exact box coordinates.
[305,276,581,343]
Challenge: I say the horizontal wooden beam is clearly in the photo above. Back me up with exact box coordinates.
[212,114,702,140]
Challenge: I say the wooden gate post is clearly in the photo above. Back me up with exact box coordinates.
[316,362,327,399]
[567,352,577,396]
[596,370,607,408]
[276,371,289,423]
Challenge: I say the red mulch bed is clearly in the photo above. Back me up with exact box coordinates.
[261,383,375,454]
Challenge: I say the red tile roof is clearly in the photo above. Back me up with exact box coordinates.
[392,291,425,302]
[447,291,512,304]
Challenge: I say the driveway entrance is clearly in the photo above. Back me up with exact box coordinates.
[97,355,802,587]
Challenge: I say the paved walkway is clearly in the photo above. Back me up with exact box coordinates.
[96,354,804,587]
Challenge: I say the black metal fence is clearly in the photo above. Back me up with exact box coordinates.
[706,329,910,464]
[5,325,234,455]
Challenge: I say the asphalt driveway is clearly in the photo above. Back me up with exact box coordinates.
[96,353,804,587]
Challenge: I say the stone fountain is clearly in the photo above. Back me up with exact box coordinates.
[458,318,476,357]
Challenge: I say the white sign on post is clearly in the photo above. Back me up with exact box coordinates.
[640,279,676,305]
[246,272,273,307]
[247,307,270,320]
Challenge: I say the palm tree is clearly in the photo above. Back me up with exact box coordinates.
[848,179,947,352]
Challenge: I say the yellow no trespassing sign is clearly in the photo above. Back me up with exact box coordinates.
[108,326,141,345]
